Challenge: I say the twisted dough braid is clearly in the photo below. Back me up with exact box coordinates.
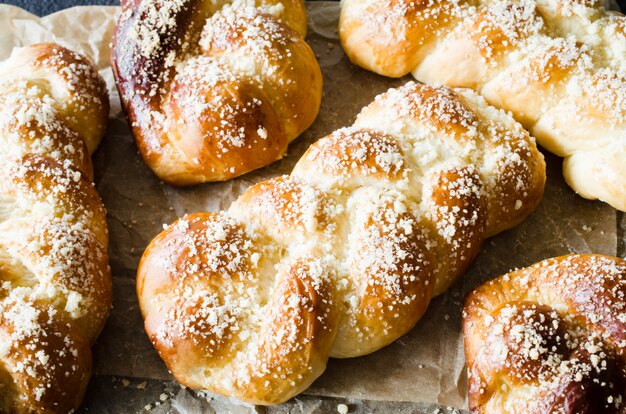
[0,43,110,413]
[339,0,626,211]
[112,0,323,185]
[137,82,545,404]
[464,254,626,414]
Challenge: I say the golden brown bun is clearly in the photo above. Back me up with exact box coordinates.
[0,43,111,413]
[112,0,322,185]
[339,0,626,211]
[463,254,626,414]
[137,82,545,404]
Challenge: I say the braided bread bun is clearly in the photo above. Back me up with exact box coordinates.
[464,254,626,413]
[0,43,110,413]
[112,0,322,185]
[137,82,545,404]
[339,0,626,212]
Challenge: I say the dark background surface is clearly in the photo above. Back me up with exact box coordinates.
[4,0,327,16]
[5,0,624,15]
[4,0,626,15]
[5,0,117,15]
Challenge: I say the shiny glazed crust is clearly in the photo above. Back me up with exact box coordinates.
[112,0,323,185]
[137,82,546,405]
[339,0,626,211]
[463,254,626,413]
[0,43,111,413]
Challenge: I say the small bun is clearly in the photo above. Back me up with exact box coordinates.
[464,254,626,413]
[112,0,322,185]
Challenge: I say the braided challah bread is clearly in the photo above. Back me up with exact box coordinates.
[0,43,111,413]
[339,0,626,211]
[137,82,545,404]
[464,254,626,413]
[112,0,323,185]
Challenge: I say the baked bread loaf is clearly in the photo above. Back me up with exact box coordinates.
[339,0,626,211]
[137,82,545,404]
[0,43,111,413]
[112,0,323,185]
[464,254,626,413]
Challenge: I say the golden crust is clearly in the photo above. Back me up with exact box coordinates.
[0,43,109,180]
[463,254,626,414]
[112,0,322,185]
[138,213,338,405]
[138,82,545,404]
[162,61,289,182]
[0,43,109,154]
[340,0,626,211]
[0,44,110,413]
[339,0,465,78]
[0,301,92,414]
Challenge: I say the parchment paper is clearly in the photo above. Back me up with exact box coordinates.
[0,3,622,413]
